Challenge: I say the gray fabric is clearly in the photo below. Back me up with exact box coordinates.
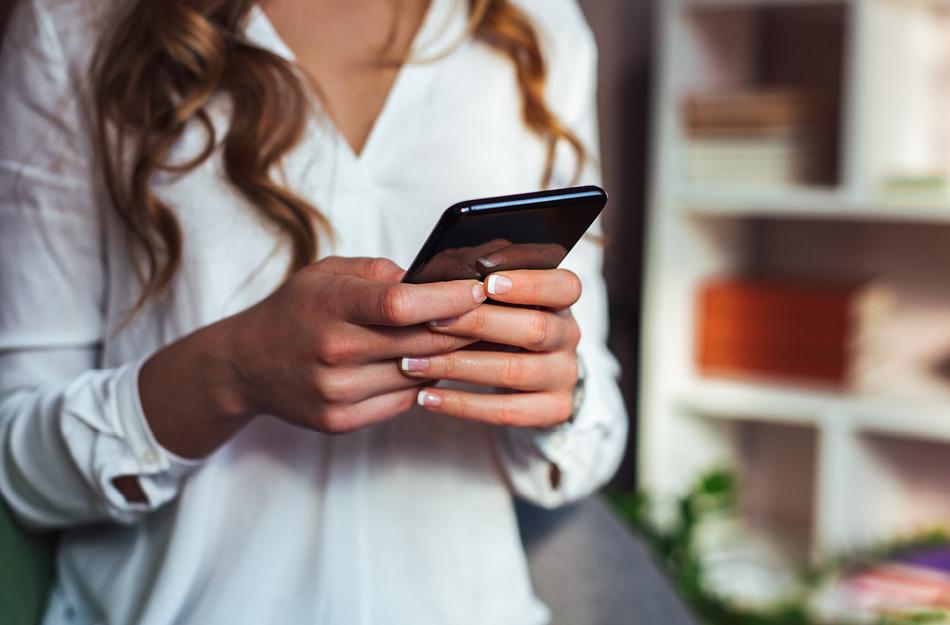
[518,497,697,625]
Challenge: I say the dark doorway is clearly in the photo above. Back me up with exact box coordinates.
[578,0,655,490]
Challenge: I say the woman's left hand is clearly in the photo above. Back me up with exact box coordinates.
[401,268,582,429]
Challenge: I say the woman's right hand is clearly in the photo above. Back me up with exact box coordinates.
[226,256,487,431]
[140,256,486,459]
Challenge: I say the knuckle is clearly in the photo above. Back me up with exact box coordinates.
[500,355,524,388]
[496,398,520,427]
[314,373,356,404]
[449,392,469,416]
[469,308,491,334]
[316,337,357,366]
[455,283,475,310]
[367,257,401,280]
[397,391,417,415]
[311,373,334,402]
[431,332,465,353]
[311,255,341,273]
[527,313,552,349]
[438,355,458,378]
[319,404,351,433]
[314,340,334,365]
[380,286,413,324]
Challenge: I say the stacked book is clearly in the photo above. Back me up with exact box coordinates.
[682,89,817,188]
[836,546,950,620]
[696,278,893,388]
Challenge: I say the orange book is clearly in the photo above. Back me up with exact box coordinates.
[698,333,848,386]
[696,278,875,387]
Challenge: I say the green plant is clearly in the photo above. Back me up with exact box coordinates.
[605,470,950,625]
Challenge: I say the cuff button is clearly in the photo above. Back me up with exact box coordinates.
[141,449,159,466]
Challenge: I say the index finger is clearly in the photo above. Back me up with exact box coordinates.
[343,279,487,326]
[484,269,581,309]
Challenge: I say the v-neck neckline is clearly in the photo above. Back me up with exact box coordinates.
[249,0,463,166]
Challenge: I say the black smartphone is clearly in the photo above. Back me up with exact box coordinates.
[402,185,607,285]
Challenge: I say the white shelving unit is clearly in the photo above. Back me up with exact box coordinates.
[681,186,950,223]
[638,0,950,593]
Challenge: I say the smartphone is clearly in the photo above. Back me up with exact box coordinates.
[402,185,607,285]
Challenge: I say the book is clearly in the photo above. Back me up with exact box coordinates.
[683,89,818,133]
[682,89,820,187]
[696,278,893,388]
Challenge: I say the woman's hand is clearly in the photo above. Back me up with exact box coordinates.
[140,256,488,458]
[227,256,491,429]
[399,268,582,429]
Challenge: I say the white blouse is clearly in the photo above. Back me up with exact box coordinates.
[0,0,627,624]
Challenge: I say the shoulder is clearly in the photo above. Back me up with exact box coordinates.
[4,0,114,72]
[509,0,598,118]
[511,0,597,65]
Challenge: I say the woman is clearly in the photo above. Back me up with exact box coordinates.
[0,0,627,623]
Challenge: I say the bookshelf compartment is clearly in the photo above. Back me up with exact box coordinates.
[848,434,950,548]
[737,422,816,555]
[688,418,817,603]
[679,3,848,190]
[752,219,950,404]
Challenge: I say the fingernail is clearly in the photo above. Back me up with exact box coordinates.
[417,389,442,407]
[400,357,429,372]
[486,274,513,296]
[477,255,499,269]
[472,283,486,304]
[427,317,457,328]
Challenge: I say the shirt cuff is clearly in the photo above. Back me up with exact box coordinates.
[506,391,605,467]
[96,357,203,518]
[494,352,626,509]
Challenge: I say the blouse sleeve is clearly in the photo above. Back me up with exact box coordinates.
[0,0,199,530]
[493,4,629,508]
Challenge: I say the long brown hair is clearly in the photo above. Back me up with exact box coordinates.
[92,0,585,312]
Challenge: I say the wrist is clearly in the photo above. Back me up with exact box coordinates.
[204,314,257,421]
[139,315,255,460]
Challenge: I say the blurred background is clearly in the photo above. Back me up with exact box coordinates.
[578,0,950,623]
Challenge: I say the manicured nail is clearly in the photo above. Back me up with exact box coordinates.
[486,274,513,296]
[472,283,486,304]
[417,389,442,407]
[477,255,499,269]
[400,357,429,372]
[427,317,457,328]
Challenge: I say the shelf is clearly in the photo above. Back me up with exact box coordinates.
[681,187,950,223]
[683,0,853,9]
[677,378,950,443]
[683,0,950,9]
[677,378,839,427]
[853,401,950,445]
[682,0,950,8]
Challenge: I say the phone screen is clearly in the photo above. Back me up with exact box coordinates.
[403,186,606,284]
